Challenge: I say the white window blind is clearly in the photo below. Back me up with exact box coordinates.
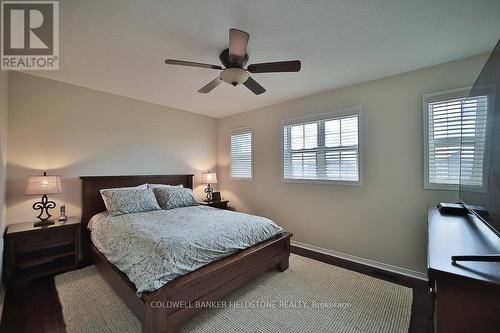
[230,127,253,179]
[424,89,487,189]
[460,95,487,187]
[282,109,362,184]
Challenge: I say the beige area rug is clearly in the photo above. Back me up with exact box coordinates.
[55,255,412,333]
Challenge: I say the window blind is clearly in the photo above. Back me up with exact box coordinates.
[426,94,487,187]
[283,110,361,183]
[230,128,252,179]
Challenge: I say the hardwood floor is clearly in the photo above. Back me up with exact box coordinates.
[0,253,432,333]
[0,277,65,333]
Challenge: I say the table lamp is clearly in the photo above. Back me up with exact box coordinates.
[201,171,217,202]
[25,172,62,227]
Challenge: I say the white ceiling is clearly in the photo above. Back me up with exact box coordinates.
[25,0,500,118]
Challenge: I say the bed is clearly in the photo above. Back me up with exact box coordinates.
[80,175,292,333]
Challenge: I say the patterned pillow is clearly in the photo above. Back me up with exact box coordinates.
[103,184,148,191]
[152,187,199,209]
[147,184,183,189]
[100,188,161,216]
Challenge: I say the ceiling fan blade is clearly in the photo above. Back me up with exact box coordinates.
[243,77,266,95]
[247,60,301,73]
[198,77,223,93]
[165,59,223,70]
[229,28,250,63]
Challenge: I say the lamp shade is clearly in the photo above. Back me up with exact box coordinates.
[201,172,218,184]
[25,174,62,195]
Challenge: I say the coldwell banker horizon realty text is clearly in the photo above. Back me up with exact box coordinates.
[1,1,59,70]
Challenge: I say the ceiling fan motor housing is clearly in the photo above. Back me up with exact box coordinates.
[221,68,249,86]
[219,48,249,68]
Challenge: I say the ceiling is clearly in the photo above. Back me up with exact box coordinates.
[25,0,500,118]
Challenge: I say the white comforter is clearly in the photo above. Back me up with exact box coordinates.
[89,206,284,293]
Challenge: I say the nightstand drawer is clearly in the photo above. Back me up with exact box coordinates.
[199,200,229,209]
[15,227,74,252]
[209,201,228,209]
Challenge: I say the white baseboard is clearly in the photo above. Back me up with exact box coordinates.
[291,240,428,281]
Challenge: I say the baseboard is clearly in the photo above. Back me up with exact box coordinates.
[291,240,428,287]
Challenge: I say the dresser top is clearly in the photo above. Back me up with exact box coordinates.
[6,217,80,236]
[428,207,500,284]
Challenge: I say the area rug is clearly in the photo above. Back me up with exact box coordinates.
[55,254,412,333]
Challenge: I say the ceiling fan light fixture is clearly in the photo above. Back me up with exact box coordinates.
[220,68,249,86]
[164,28,301,95]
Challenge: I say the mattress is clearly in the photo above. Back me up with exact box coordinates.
[89,206,284,293]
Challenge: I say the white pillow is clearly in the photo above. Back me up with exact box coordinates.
[101,184,148,191]
[147,183,183,189]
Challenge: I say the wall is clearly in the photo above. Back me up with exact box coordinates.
[7,72,217,223]
[217,53,488,274]
[0,70,8,315]
[0,70,7,270]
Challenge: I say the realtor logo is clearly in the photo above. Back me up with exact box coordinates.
[1,1,59,70]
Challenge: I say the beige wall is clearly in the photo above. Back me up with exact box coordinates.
[0,70,8,279]
[7,72,217,223]
[217,54,488,274]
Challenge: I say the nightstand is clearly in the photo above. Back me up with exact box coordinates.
[4,217,81,284]
[199,200,229,210]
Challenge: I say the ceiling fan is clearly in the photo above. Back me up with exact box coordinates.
[165,28,301,95]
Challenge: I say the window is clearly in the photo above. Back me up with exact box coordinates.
[423,88,487,190]
[230,127,253,179]
[282,108,362,184]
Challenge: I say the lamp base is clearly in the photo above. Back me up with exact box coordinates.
[34,219,55,228]
[204,185,214,201]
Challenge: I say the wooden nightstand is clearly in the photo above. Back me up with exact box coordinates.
[4,217,81,284]
[199,200,229,210]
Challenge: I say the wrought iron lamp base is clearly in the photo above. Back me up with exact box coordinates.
[32,194,57,227]
[34,219,55,227]
[204,184,214,202]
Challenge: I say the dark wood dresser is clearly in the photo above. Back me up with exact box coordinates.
[427,207,500,332]
[4,217,81,284]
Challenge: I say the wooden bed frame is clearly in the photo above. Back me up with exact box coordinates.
[80,175,292,333]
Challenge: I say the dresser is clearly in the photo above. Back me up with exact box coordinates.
[427,208,500,332]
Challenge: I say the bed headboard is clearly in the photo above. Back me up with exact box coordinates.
[80,174,194,257]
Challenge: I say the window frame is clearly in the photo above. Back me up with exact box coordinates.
[229,126,254,181]
[281,107,363,185]
[422,87,472,191]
